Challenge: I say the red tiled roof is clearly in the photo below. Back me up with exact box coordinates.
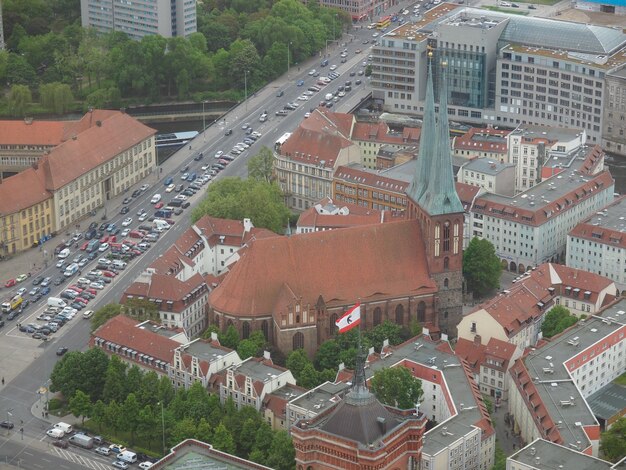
[455,182,482,208]
[297,197,396,229]
[454,338,485,374]
[37,110,155,190]
[453,127,510,153]
[334,165,409,193]
[484,337,517,362]
[0,119,69,146]
[0,167,51,214]
[91,315,179,364]
[351,122,420,145]
[194,216,277,248]
[123,272,207,313]
[209,220,437,317]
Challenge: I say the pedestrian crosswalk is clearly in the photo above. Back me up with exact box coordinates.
[49,446,111,470]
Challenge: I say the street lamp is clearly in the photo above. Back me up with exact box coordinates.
[202,100,208,142]
[5,409,13,435]
[244,70,249,113]
[158,401,165,456]
[287,41,292,77]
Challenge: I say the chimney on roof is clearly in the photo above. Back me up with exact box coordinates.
[377,417,387,434]
[263,350,271,361]
[210,332,218,342]
[474,334,482,345]
[243,218,253,233]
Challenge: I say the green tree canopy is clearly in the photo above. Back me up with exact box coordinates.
[191,178,290,234]
[600,417,626,462]
[8,84,32,117]
[370,367,423,409]
[463,237,502,297]
[541,305,578,339]
[91,303,123,332]
[50,348,109,400]
[247,146,275,183]
[69,390,92,424]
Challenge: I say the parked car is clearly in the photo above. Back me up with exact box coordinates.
[95,446,111,456]
[52,439,69,449]
[112,461,129,470]
[0,421,13,429]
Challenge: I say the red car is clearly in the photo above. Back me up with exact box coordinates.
[109,235,117,243]
[75,297,89,305]
[85,288,97,295]
[99,235,109,244]
[102,270,117,278]
[80,241,89,251]
[4,279,16,288]
[68,285,83,293]
[154,202,164,209]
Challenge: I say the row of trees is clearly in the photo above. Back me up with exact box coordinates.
[51,348,295,468]
[1,0,351,114]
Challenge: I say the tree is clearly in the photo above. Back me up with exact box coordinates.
[120,393,141,444]
[8,84,32,117]
[49,348,108,400]
[212,423,236,454]
[40,82,74,114]
[237,339,260,360]
[463,237,502,297]
[541,305,578,339]
[370,367,423,409]
[219,325,240,349]
[600,417,626,462]
[298,363,321,389]
[191,178,290,234]
[247,146,275,183]
[102,355,129,403]
[69,390,91,425]
[265,431,296,470]
[314,339,341,371]
[91,303,123,332]
[6,55,36,87]
[286,349,311,382]
[123,298,160,323]
[366,320,403,351]
[90,400,106,432]
[170,417,197,445]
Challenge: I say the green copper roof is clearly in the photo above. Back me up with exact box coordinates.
[408,65,463,216]
[406,62,436,203]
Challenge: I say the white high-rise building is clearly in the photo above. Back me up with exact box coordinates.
[80,0,196,40]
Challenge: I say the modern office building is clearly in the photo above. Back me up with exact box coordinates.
[301,0,393,20]
[80,0,197,40]
[370,4,626,143]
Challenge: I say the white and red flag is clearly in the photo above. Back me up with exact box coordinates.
[336,303,361,333]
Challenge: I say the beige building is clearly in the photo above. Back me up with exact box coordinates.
[0,110,156,255]
[603,67,626,158]
[458,158,516,196]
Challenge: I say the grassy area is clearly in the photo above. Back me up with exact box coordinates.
[483,6,530,15]
[615,372,626,386]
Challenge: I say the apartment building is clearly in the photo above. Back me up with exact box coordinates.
[301,0,389,20]
[90,315,189,375]
[80,0,196,40]
[508,299,626,456]
[458,263,616,349]
[468,145,611,272]
[0,110,156,255]
[458,158,516,196]
[370,5,626,143]
[567,196,626,290]
[170,334,242,389]
[506,124,586,193]
[456,336,522,402]
[211,353,297,414]
[351,121,420,169]
[453,127,510,162]
[508,439,621,470]
[602,67,626,158]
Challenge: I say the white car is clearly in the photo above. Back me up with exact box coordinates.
[165,183,175,193]
[121,218,133,227]
[201,164,211,171]
[308,69,317,75]
[329,65,337,71]
[120,228,130,237]
[174,194,188,201]
[140,184,149,192]
[98,243,109,252]
[90,282,105,290]
[138,213,148,222]
[215,151,223,159]
[95,446,110,456]
[138,462,154,469]
[304,112,311,118]
[17,287,27,296]
[251,131,262,138]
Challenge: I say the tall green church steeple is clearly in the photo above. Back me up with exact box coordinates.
[408,61,463,216]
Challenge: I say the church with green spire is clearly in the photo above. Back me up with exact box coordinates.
[406,58,465,336]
